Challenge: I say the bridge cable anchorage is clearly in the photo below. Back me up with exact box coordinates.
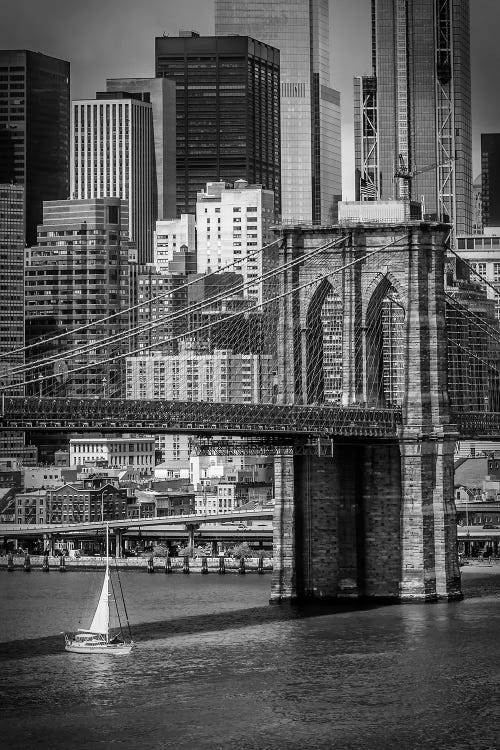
[6,234,349,387]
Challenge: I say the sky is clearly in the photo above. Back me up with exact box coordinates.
[1,0,499,195]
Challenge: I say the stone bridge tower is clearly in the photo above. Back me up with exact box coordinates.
[271,222,461,603]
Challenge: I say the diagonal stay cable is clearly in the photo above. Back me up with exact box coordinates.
[0,237,283,361]
[10,235,348,379]
[1,234,411,392]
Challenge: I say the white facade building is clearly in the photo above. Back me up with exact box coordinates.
[154,214,196,273]
[126,345,275,403]
[456,233,500,320]
[23,467,67,490]
[194,491,220,515]
[69,436,155,472]
[196,180,275,303]
[71,94,154,263]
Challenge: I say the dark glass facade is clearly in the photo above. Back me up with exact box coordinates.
[354,0,472,233]
[481,134,500,228]
[155,35,280,217]
[215,0,342,225]
[0,50,70,246]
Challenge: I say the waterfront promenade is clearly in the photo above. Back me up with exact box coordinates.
[0,553,273,573]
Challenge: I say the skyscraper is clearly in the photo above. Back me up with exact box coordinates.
[215,0,342,225]
[106,77,177,222]
[25,198,135,397]
[155,33,280,217]
[196,179,275,303]
[481,134,500,230]
[0,184,24,385]
[354,0,472,233]
[0,50,70,246]
[72,92,154,263]
[0,184,25,459]
[154,214,196,274]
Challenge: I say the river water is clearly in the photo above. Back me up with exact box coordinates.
[1,567,500,750]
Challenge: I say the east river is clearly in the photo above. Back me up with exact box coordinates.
[1,567,500,750]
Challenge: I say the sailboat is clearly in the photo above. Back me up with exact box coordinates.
[64,523,134,655]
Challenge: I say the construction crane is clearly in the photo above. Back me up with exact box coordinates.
[395,153,457,249]
[394,153,455,188]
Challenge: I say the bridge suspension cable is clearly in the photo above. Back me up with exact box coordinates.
[6,235,348,381]
[0,237,283,361]
[2,234,412,397]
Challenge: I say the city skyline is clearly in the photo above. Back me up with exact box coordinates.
[1,0,498,195]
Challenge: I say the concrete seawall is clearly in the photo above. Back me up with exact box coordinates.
[0,555,273,573]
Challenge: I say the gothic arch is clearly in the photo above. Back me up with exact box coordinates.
[304,277,343,404]
[364,276,406,406]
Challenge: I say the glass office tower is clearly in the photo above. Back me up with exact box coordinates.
[0,50,70,247]
[354,0,472,234]
[215,0,341,224]
[481,134,500,229]
[155,34,280,218]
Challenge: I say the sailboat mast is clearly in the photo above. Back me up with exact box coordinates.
[105,522,109,643]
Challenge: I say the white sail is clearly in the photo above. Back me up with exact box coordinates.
[88,566,109,636]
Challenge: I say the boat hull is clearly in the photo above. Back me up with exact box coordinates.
[65,642,133,655]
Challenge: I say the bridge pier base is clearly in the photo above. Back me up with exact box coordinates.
[271,445,403,604]
[270,439,461,604]
[399,434,462,602]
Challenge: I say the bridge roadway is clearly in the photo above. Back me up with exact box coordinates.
[1,396,401,439]
[0,509,274,537]
[2,399,500,440]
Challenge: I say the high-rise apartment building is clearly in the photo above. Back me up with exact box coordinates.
[0,184,25,459]
[136,267,188,354]
[215,0,341,225]
[456,234,500,321]
[155,33,280,217]
[126,344,275,403]
[196,180,275,303]
[25,198,135,397]
[106,77,177,222]
[0,184,24,386]
[0,50,70,246]
[154,214,196,273]
[354,0,472,233]
[481,134,500,230]
[72,92,154,263]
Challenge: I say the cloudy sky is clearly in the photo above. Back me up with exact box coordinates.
[2,0,499,194]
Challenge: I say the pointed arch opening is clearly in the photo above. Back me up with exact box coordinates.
[365,279,406,406]
[305,279,343,404]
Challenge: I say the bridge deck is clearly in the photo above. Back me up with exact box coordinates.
[1,397,402,438]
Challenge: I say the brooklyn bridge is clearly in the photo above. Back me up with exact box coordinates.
[3,220,500,604]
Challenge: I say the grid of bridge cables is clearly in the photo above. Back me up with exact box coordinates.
[0,232,422,436]
[445,249,500,422]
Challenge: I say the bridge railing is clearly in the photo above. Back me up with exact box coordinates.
[451,411,500,439]
[1,396,402,438]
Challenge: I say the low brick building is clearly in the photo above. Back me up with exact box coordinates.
[46,476,128,523]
